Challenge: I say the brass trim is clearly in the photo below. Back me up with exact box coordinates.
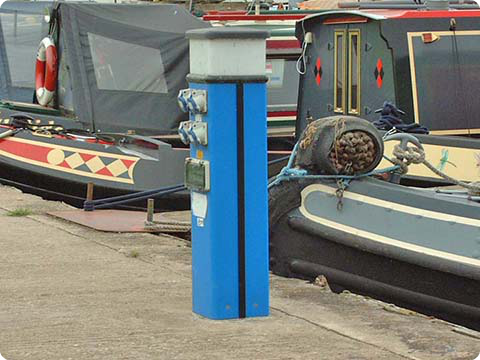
[407,32,419,124]
[324,18,368,25]
[408,30,480,130]
[334,30,347,113]
[430,128,480,135]
[348,29,361,115]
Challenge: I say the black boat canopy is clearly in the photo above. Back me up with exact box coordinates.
[0,1,210,135]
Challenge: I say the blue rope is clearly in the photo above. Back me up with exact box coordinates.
[83,184,186,211]
[268,141,401,189]
[267,155,290,166]
[85,184,184,206]
[85,185,186,211]
[83,154,292,211]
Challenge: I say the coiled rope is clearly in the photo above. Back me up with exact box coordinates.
[390,143,480,194]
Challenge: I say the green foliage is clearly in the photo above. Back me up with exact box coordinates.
[128,250,139,258]
[6,208,33,217]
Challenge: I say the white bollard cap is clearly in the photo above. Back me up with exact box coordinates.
[186,28,270,81]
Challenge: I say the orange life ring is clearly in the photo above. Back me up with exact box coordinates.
[35,37,57,106]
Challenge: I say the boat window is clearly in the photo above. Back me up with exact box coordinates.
[88,33,168,94]
[1,13,46,88]
[348,30,361,115]
[267,59,285,89]
[334,30,346,113]
[266,58,298,113]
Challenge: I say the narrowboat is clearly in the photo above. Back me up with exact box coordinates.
[0,1,215,209]
[268,2,480,330]
[294,3,480,184]
[269,116,480,330]
[0,2,311,208]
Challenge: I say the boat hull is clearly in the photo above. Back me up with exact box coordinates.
[0,159,190,210]
[269,179,480,330]
[0,127,288,210]
[0,129,190,210]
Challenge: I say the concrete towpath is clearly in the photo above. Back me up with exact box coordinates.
[0,185,478,360]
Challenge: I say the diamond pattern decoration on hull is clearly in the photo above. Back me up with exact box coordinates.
[0,136,138,184]
[374,58,384,89]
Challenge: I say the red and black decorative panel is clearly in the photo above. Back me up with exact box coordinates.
[313,57,322,86]
[374,58,384,89]
[0,137,139,184]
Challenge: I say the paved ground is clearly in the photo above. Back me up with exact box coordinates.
[0,185,479,360]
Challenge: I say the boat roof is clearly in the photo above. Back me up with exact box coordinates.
[300,8,480,24]
[60,2,207,34]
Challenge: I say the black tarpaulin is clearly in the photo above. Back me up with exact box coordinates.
[59,3,210,135]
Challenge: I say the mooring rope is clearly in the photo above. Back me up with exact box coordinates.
[269,135,480,198]
[390,143,480,194]
[268,141,400,189]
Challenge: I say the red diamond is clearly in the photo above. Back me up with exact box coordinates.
[376,74,383,88]
[375,58,383,89]
[315,57,322,86]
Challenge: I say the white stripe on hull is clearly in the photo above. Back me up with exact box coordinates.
[299,184,480,268]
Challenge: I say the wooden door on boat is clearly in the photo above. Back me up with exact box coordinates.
[298,23,365,120]
[331,26,362,116]
[329,22,395,117]
[296,23,363,123]
[297,19,396,133]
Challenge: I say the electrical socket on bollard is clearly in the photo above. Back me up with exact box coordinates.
[177,88,207,114]
[187,89,208,114]
[177,88,208,146]
[177,88,191,113]
[178,121,208,146]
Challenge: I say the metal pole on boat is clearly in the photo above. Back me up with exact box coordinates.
[146,198,154,225]
[86,182,94,202]
[13,10,17,39]
[179,27,270,320]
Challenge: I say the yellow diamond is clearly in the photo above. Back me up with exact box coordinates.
[106,160,128,177]
[65,153,84,169]
[85,156,105,173]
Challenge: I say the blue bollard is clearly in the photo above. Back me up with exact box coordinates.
[178,28,270,320]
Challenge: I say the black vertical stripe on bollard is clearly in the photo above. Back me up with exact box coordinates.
[236,82,246,319]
